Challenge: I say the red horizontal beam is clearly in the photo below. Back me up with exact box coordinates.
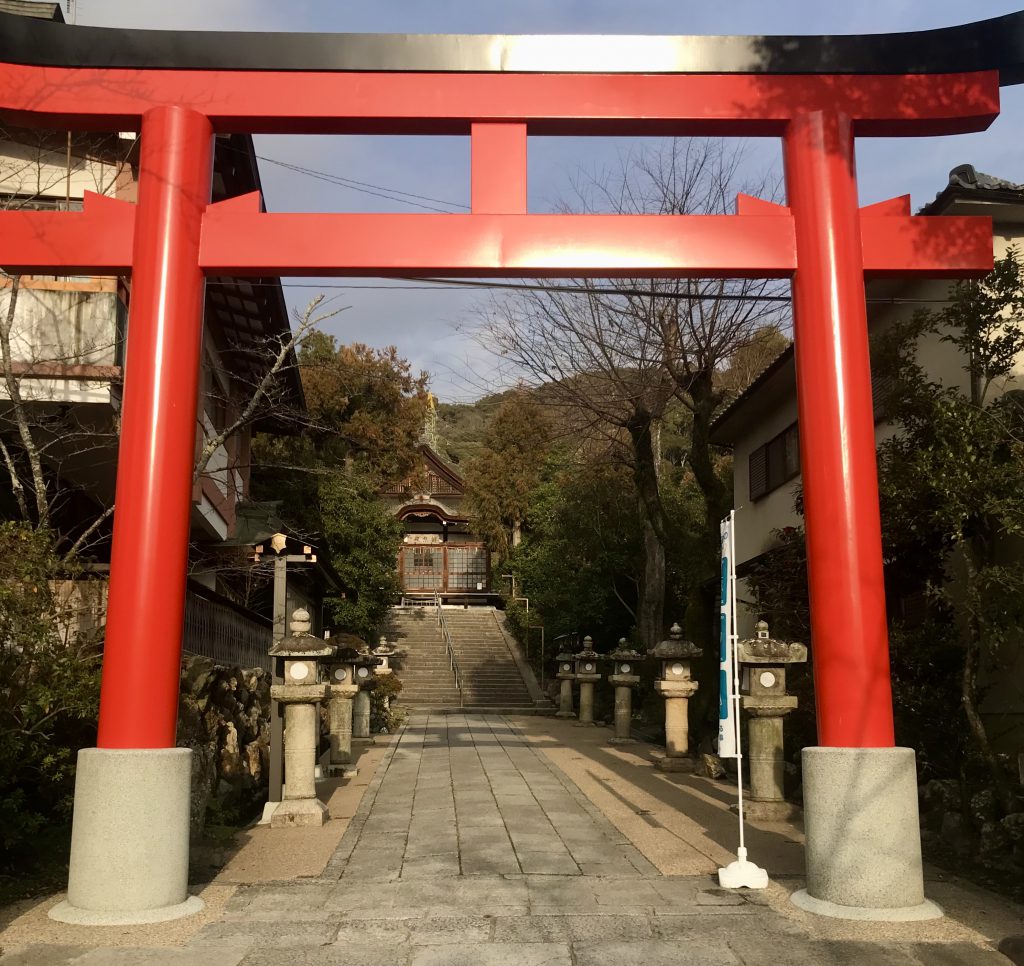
[198,195,795,278]
[0,65,998,136]
[735,193,994,278]
[0,192,133,274]
[0,192,993,279]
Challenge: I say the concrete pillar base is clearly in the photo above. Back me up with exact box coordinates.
[327,764,358,779]
[271,797,329,828]
[791,889,941,922]
[654,753,695,773]
[573,721,598,728]
[797,746,938,919]
[555,710,576,719]
[50,895,205,926]
[50,748,201,925]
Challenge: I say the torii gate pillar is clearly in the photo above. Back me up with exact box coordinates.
[50,105,213,925]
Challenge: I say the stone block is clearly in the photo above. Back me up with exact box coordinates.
[271,797,329,828]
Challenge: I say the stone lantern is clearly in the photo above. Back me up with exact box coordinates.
[352,643,382,743]
[268,608,334,826]
[648,623,703,772]
[373,636,399,676]
[325,636,363,779]
[737,620,807,820]
[607,638,642,744]
[573,636,602,727]
[554,649,576,719]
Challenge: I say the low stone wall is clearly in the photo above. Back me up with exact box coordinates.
[178,655,271,836]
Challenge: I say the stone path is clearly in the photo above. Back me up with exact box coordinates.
[180,714,1012,966]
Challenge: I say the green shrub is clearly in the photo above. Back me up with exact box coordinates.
[371,673,406,734]
[0,524,101,865]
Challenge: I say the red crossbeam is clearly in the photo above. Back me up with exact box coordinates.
[0,191,993,279]
[0,67,998,136]
[0,192,134,274]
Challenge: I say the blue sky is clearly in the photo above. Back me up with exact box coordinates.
[78,1,1024,400]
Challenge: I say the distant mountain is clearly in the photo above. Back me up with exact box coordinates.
[435,389,515,464]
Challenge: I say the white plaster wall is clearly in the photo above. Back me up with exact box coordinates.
[0,141,125,203]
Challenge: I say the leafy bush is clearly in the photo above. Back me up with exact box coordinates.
[0,524,101,864]
[370,673,406,734]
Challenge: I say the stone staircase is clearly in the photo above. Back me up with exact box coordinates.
[444,608,536,711]
[389,606,543,712]
[389,608,462,709]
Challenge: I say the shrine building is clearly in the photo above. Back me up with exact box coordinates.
[381,443,491,600]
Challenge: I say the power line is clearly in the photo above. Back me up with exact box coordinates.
[252,153,470,214]
[205,277,960,306]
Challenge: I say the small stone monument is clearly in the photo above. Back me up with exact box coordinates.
[607,638,643,744]
[554,648,576,719]
[573,637,602,727]
[325,636,364,779]
[737,620,806,820]
[268,608,334,827]
[648,623,703,772]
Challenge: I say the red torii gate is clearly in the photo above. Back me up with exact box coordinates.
[0,14,1008,923]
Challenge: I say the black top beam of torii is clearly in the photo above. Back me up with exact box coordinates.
[0,10,1023,84]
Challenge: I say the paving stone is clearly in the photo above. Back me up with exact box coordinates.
[909,944,1012,965]
[725,941,920,966]
[461,852,522,875]
[576,861,642,877]
[401,853,461,878]
[333,920,409,944]
[493,915,655,943]
[0,947,90,966]
[237,945,404,966]
[592,879,662,907]
[405,834,459,857]
[190,920,338,947]
[406,917,494,945]
[572,939,740,966]
[228,883,335,917]
[410,943,572,966]
[507,830,563,851]
[516,851,581,875]
[76,952,249,966]
[456,811,506,828]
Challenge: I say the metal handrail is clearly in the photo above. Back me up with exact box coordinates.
[434,591,464,707]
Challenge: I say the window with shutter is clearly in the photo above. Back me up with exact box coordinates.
[749,445,768,500]
[749,422,801,501]
[871,371,895,421]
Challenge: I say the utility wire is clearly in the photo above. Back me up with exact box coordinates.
[204,277,959,306]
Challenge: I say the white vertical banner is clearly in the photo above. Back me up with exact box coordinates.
[718,511,738,759]
[717,508,768,888]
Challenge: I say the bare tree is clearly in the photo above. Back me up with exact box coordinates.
[480,138,787,647]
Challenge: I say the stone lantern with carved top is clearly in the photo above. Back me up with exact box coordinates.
[648,623,703,772]
[268,608,334,826]
[608,638,643,744]
[373,636,399,675]
[573,637,602,727]
[325,634,366,778]
[737,620,807,820]
[352,640,382,742]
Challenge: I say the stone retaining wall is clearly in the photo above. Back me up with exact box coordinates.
[178,655,271,835]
